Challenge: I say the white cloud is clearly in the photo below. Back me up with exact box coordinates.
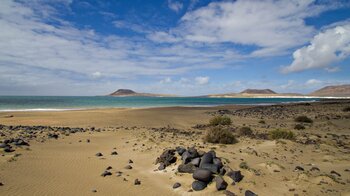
[168,0,183,13]
[195,76,209,85]
[282,22,350,73]
[305,79,322,86]
[91,71,102,79]
[160,77,172,84]
[152,0,343,56]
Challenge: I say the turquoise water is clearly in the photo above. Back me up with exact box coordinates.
[0,96,320,111]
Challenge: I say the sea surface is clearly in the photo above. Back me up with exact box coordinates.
[0,96,321,111]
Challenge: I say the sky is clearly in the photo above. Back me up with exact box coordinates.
[0,0,350,96]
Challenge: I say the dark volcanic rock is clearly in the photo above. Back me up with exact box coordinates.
[178,163,196,173]
[4,146,14,153]
[101,171,112,177]
[156,149,177,166]
[0,143,7,148]
[215,176,228,190]
[134,179,141,185]
[227,171,243,182]
[294,166,304,171]
[200,163,220,174]
[213,158,223,168]
[331,170,341,177]
[95,152,103,157]
[200,153,214,167]
[176,146,186,155]
[111,151,118,155]
[193,169,212,182]
[190,157,201,167]
[158,163,166,170]
[192,180,207,191]
[173,182,181,189]
[245,190,257,196]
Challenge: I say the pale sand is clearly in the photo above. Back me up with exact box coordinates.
[0,103,350,195]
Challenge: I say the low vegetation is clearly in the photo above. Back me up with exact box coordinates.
[204,127,237,144]
[258,120,266,124]
[209,115,232,126]
[294,115,313,123]
[238,126,253,136]
[269,129,295,140]
[343,106,350,112]
[294,124,305,130]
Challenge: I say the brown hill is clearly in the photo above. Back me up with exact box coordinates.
[109,89,174,97]
[310,84,350,97]
[110,89,136,96]
[240,89,276,94]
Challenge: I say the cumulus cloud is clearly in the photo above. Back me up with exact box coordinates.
[168,0,183,13]
[305,79,322,86]
[282,22,350,73]
[195,76,209,85]
[151,0,342,56]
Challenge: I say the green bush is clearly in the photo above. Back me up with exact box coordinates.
[204,127,237,144]
[238,126,253,136]
[343,107,350,112]
[294,115,313,123]
[269,129,295,140]
[294,124,305,130]
[209,116,232,126]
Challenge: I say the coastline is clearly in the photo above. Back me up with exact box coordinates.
[0,99,350,195]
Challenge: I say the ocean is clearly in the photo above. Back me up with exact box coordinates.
[0,96,322,112]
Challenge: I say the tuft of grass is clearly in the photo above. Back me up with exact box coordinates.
[204,127,237,144]
[343,106,350,112]
[294,116,313,123]
[258,120,266,124]
[238,126,253,136]
[209,115,232,126]
[239,161,249,169]
[269,129,295,140]
[294,124,305,130]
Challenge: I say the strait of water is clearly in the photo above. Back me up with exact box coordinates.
[0,96,322,111]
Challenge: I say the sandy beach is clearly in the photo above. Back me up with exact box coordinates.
[1,101,350,196]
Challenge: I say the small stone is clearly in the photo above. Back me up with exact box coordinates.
[95,152,103,157]
[173,182,181,189]
[227,171,243,182]
[158,163,166,170]
[125,165,133,169]
[294,166,304,171]
[192,180,207,191]
[116,171,123,177]
[129,159,133,164]
[91,189,97,193]
[310,167,320,172]
[106,166,112,170]
[134,179,141,185]
[111,151,118,155]
[101,171,112,177]
[215,176,228,190]
[87,139,90,143]
[245,190,257,196]
[330,170,341,177]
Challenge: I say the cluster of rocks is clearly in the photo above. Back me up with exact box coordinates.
[156,147,256,195]
[0,138,29,153]
[0,124,101,153]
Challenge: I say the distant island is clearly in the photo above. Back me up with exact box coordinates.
[109,89,175,97]
[309,84,350,97]
[108,85,350,98]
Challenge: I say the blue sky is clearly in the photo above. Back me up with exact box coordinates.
[0,0,349,96]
